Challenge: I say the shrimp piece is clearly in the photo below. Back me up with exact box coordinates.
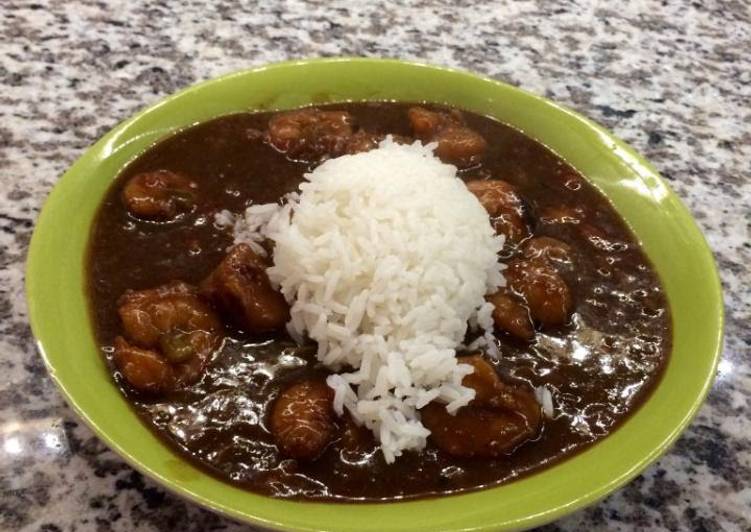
[201,244,289,334]
[118,281,222,346]
[505,259,573,327]
[267,108,354,161]
[460,355,505,404]
[466,179,529,244]
[486,290,535,341]
[116,281,222,391]
[522,236,573,267]
[422,356,541,457]
[408,106,462,137]
[433,127,487,168]
[113,337,175,393]
[122,170,197,221]
[408,107,487,167]
[270,380,336,460]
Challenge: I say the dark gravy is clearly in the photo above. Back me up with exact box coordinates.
[88,102,671,501]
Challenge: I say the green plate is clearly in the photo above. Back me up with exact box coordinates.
[26,59,723,531]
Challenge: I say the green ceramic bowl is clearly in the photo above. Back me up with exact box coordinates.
[26,59,723,531]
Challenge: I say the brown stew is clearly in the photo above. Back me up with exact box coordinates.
[87,102,671,501]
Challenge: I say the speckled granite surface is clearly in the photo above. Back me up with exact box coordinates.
[1,0,749,530]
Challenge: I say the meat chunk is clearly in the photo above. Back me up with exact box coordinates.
[486,289,534,341]
[267,108,354,161]
[116,281,222,391]
[522,236,573,267]
[122,170,197,221]
[201,244,289,334]
[422,356,541,457]
[270,380,336,460]
[505,259,573,327]
[407,107,487,167]
[466,179,529,244]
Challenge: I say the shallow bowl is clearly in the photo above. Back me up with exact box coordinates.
[26,58,723,531]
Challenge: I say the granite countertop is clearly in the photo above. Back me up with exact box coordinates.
[1,1,749,530]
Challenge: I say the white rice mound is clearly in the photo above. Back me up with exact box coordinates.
[231,138,505,462]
